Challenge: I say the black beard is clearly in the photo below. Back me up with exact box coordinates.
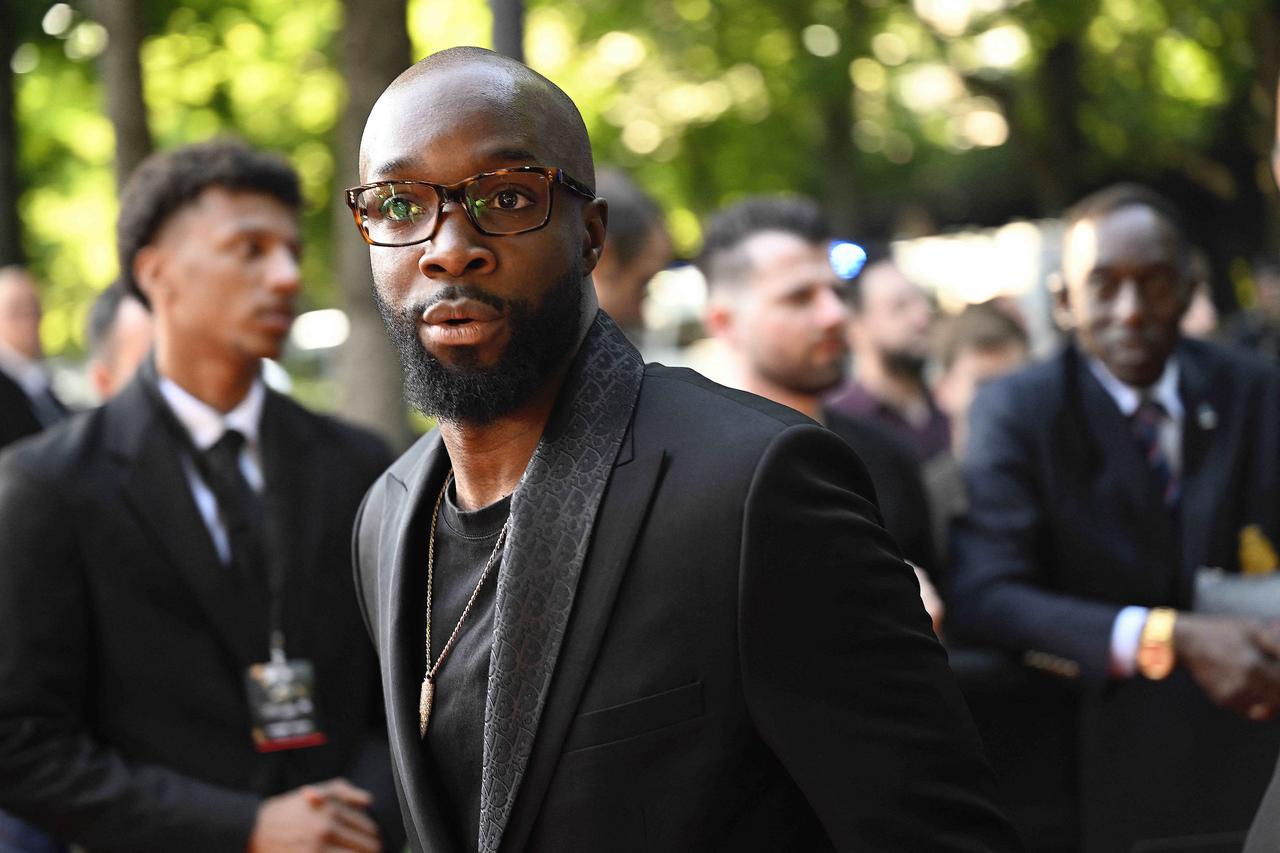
[375,267,584,425]
[881,349,927,380]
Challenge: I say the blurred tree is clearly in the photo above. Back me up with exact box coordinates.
[87,0,153,193]
[492,0,525,61]
[334,0,414,448]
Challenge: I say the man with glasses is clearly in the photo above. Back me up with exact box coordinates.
[349,46,1018,853]
[0,140,401,852]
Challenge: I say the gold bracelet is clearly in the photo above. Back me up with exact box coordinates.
[1136,607,1178,681]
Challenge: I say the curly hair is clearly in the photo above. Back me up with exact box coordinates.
[116,138,301,307]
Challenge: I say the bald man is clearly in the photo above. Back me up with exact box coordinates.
[0,266,67,448]
[348,47,1017,853]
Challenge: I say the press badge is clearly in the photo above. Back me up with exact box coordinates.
[244,653,328,753]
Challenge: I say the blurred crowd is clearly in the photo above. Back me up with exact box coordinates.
[2,82,1280,853]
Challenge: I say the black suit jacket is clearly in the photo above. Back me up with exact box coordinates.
[354,313,1020,853]
[0,369,47,449]
[822,407,938,573]
[951,340,1280,852]
[0,366,402,852]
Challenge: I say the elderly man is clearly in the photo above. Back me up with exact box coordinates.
[0,266,67,448]
[347,47,1017,853]
[951,183,1280,851]
[0,140,401,852]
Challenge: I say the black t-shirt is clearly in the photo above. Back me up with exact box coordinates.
[417,480,510,853]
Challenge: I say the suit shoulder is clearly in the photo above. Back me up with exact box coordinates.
[268,392,394,469]
[0,407,104,485]
[1189,338,1280,387]
[640,364,815,434]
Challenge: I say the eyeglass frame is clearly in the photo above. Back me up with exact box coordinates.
[344,165,597,247]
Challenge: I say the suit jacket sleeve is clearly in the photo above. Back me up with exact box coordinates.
[948,379,1120,682]
[738,424,1020,852]
[0,458,261,852]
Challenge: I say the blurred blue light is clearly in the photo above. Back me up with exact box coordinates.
[829,240,868,280]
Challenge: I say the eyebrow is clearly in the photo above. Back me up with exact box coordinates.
[369,147,542,181]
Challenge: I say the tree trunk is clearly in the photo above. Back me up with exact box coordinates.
[88,0,152,192]
[335,0,413,449]
[0,0,23,265]
[490,0,524,62]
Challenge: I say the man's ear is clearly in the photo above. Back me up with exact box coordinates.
[132,245,164,306]
[1047,271,1074,332]
[580,197,608,274]
[704,297,736,343]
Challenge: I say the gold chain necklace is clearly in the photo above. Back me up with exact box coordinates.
[420,473,510,737]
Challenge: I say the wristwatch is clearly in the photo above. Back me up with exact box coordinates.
[1137,607,1178,680]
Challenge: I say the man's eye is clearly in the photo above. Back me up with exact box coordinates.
[378,195,426,222]
[479,186,534,211]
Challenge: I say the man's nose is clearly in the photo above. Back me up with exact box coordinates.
[418,202,497,279]
[1113,277,1145,325]
[266,246,302,295]
[815,285,849,329]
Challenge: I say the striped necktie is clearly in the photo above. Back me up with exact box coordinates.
[1131,400,1180,508]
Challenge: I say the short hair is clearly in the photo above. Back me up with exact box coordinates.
[596,169,666,268]
[117,138,301,307]
[934,300,1028,371]
[86,282,127,359]
[696,196,830,292]
[1063,182,1188,259]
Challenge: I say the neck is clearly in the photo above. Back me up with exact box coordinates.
[741,371,822,421]
[155,335,259,413]
[440,361,571,511]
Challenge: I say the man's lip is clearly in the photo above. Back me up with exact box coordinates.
[422,299,502,326]
[257,307,294,330]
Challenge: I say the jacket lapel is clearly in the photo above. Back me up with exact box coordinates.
[258,393,322,658]
[478,312,645,853]
[109,371,267,669]
[498,439,666,853]
[381,431,459,853]
[1176,343,1229,582]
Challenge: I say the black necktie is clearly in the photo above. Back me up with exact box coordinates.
[200,430,265,584]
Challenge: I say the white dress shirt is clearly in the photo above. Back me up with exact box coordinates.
[1085,357,1183,677]
[157,376,266,565]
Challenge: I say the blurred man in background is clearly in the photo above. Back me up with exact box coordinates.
[0,140,401,852]
[1228,256,1280,360]
[85,281,154,402]
[590,168,671,346]
[927,300,1029,560]
[827,258,949,461]
[699,195,941,628]
[0,266,67,449]
[952,182,1280,852]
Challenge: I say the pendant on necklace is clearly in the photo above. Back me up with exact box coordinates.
[419,675,435,737]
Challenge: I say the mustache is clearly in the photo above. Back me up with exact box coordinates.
[410,285,508,319]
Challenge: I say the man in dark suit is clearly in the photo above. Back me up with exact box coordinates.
[951,182,1280,852]
[347,47,1018,852]
[697,194,942,625]
[0,140,401,851]
[0,266,67,449]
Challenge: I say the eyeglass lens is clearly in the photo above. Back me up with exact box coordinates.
[357,171,553,244]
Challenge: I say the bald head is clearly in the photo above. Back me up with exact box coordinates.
[360,47,595,189]
[0,266,43,361]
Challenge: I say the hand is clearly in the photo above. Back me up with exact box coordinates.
[1173,613,1280,720]
[247,778,382,853]
[911,564,945,637]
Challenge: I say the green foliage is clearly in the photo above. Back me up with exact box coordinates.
[10,0,1280,357]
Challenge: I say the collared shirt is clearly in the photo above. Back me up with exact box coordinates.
[1086,355,1183,678]
[157,376,266,564]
